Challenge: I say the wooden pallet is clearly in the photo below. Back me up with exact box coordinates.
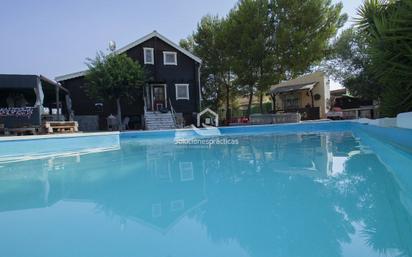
[44,121,79,134]
[4,127,38,136]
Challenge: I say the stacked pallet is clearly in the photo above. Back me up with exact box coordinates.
[44,121,79,134]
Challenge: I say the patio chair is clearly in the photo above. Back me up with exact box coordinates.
[107,114,118,131]
[122,117,130,130]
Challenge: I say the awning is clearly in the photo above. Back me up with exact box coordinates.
[0,74,38,89]
[271,82,317,95]
[0,74,68,93]
[0,74,70,119]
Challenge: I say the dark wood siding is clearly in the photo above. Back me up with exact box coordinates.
[60,35,200,128]
[124,37,200,115]
[61,76,144,129]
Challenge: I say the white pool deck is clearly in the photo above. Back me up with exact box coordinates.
[0,131,120,142]
[0,112,410,142]
[0,131,121,162]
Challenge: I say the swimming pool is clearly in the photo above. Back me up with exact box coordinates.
[1,122,412,257]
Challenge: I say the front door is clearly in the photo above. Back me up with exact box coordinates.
[152,85,167,111]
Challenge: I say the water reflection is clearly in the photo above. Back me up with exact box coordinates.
[0,132,411,257]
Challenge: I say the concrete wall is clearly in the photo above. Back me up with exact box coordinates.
[397,112,412,129]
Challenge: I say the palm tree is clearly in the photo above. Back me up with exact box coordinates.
[357,0,412,115]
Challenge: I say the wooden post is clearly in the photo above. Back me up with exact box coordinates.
[310,90,314,107]
[56,86,60,121]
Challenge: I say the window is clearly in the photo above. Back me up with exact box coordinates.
[163,51,177,65]
[175,84,189,100]
[284,94,300,109]
[144,48,154,64]
[179,162,194,181]
[151,203,162,218]
[154,160,171,181]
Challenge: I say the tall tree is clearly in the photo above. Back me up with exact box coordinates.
[182,0,346,117]
[85,52,146,129]
[226,0,346,115]
[225,0,274,115]
[269,0,346,77]
[324,27,382,100]
[180,15,235,121]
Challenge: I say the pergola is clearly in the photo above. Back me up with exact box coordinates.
[271,82,317,108]
[0,74,70,129]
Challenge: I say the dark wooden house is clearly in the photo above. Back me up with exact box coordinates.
[56,31,202,130]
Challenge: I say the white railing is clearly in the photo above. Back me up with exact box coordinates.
[143,97,147,129]
[143,97,147,115]
[168,98,177,128]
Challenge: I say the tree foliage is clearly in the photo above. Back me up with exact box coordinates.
[182,0,346,117]
[181,15,235,120]
[357,0,412,116]
[270,0,347,78]
[324,27,382,100]
[85,52,146,128]
[225,0,274,115]
[326,28,369,80]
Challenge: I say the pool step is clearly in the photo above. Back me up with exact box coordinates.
[144,112,176,130]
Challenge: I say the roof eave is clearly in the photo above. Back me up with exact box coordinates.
[55,70,87,82]
[55,31,202,82]
[115,31,202,63]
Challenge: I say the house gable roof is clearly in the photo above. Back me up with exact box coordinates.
[270,71,326,90]
[56,31,201,82]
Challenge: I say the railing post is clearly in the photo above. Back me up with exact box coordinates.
[168,98,177,128]
[143,97,147,115]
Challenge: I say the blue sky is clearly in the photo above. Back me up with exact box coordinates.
[0,0,361,80]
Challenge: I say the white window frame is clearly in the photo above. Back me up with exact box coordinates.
[143,47,154,64]
[151,203,162,218]
[154,158,171,181]
[163,51,177,65]
[179,162,194,181]
[175,84,190,100]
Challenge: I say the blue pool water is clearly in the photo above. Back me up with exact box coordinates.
[1,125,412,257]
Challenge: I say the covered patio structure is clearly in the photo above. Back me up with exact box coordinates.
[270,72,330,120]
[0,74,72,134]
